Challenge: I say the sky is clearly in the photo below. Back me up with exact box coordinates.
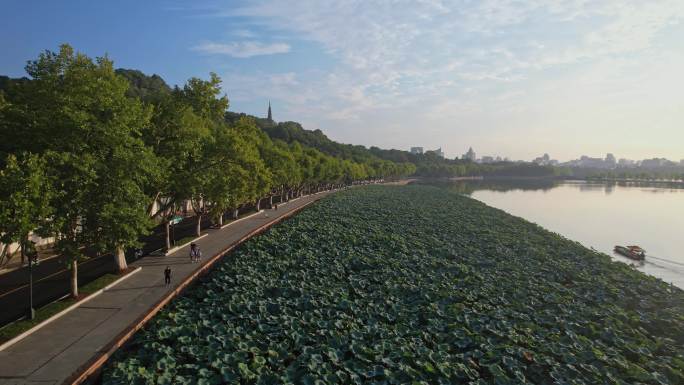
[1,0,683,162]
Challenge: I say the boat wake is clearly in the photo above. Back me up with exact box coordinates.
[646,255,684,267]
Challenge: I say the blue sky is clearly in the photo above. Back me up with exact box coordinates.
[2,0,684,161]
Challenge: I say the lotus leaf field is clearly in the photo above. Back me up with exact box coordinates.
[103,185,684,384]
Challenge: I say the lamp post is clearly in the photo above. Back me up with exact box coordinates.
[25,241,36,320]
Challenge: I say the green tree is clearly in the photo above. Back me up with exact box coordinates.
[141,90,210,249]
[203,120,269,227]
[0,154,52,267]
[262,140,302,206]
[174,74,233,236]
[3,45,158,295]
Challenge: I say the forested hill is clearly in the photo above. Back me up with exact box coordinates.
[1,68,561,179]
[108,70,403,165]
[114,70,560,177]
[115,69,422,166]
[225,111,419,165]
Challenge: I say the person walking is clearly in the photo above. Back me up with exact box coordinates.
[164,266,171,286]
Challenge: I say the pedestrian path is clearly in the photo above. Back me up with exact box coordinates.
[0,192,332,385]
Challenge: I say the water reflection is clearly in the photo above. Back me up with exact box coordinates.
[414,178,684,288]
[414,178,684,196]
[412,178,561,195]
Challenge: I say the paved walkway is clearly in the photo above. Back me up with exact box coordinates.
[0,191,333,385]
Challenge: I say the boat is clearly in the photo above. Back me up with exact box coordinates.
[614,245,646,260]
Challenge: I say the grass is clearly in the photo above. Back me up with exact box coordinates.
[0,272,123,344]
[168,210,260,251]
[171,236,198,249]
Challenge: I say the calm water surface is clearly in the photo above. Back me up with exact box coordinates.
[425,179,684,288]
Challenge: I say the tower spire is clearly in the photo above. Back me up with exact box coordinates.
[267,100,272,121]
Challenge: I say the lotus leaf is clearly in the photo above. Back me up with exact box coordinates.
[103,186,684,385]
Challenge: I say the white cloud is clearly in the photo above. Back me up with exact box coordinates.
[192,41,290,58]
[227,1,682,100]
[207,0,684,159]
[232,29,256,38]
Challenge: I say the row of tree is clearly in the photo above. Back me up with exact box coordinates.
[572,168,684,182]
[0,45,415,297]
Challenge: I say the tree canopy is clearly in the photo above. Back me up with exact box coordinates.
[0,44,415,296]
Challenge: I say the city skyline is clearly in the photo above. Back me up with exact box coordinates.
[1,1,683,161]
[409,144,683,165]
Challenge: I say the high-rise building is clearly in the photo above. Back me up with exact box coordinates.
[410,147,424,155]
[435,148,444,158]
[463,147,476,161]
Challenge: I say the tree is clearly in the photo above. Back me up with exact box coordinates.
[141,90,209,249]
[174,74,231,236]
[0,154,52,268]
[261,139,301,205]
[3,45,158,295]
[202,122,268,228]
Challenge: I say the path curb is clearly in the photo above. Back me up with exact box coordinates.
[0,266,142,352]
[66,196,327,385]
[164,234,208,256]
[220,210,264,230]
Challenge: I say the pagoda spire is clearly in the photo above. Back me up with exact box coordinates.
[267,100,272,121]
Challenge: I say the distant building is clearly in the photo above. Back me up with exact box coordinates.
[463,147,476,161]
[267,101,273,121]
[641,158,672,168]
[578,155,607,168]
[605,153,616,168]
[680,159,684,166]
[434,148,445,158]
[481,156,495,164]
[618,158,635,167]
[410,147,424,155]
[533,153,556,166]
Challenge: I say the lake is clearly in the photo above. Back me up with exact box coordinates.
[417,179,684,288]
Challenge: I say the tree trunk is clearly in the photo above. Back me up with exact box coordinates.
[114,246,127,272]
[269,195,273,207]
[218,214,223,226]
[165,221,171,250]
[70,260,78,298]
[19,241,25,268]
[256,199,261,211]
[196,215,202,237]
